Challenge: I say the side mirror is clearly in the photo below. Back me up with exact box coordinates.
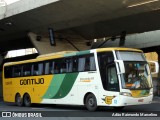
[114,60,125,74]
[148,61,159,74]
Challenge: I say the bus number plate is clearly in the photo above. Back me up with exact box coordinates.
[138,99,144,102]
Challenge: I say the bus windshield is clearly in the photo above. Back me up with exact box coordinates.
[116,51,152,90]
[121,62,152,89]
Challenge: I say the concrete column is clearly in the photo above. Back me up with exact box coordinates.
[156,51,160,96]
[0,54,3,65]
[0,54,3,98]
[156,51,160,78]
[28,32,90,55]
[0,72,2,98]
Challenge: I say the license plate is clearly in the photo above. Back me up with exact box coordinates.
[138,99,144,102]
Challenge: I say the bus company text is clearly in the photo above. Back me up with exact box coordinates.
[20,78,44,85]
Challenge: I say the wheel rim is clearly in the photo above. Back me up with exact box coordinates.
[16,94,22,105]
[25,95,30,104]
[24,94,31,107]
[17,97,21,103]
[88,97,95,107]
[85,94,97,111]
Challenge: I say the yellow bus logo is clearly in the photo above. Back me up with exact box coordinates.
[105,96,115,105]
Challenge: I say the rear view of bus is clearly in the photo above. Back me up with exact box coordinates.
[96,48,159,111]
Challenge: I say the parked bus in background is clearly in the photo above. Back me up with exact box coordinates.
[3,48,159,111]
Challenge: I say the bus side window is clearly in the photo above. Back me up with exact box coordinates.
[78,57,86,72]
[38,63,44,75]
[44,60,55,75]
[13,65,22,77]
[89,56,96,71]
[4,66,13,78]
[60,59,67,73]
[78,54,96,72]
[107,64,119,92]
[45,61,55,74]
[23,64,32,76]
[66,58,74,73]
[85,57,90,71]
[33,63,39,75]
[54,59,61,74]
[54,65,59,74]
[49,61,54,74]
[33,62,43,75]
[73,58,78,72]
[45,62,49,74]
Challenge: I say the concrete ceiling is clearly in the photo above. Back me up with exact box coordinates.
[1,0,160,52]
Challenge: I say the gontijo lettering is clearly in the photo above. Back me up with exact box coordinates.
[20,78,44,85]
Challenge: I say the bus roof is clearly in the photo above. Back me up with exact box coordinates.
[96,47,142,52]
[4,47,142,66]
[37,51,76,58]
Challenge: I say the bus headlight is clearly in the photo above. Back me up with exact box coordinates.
[120,92,132,97]
[149,91,153,95]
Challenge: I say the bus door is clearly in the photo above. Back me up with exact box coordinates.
[106,63,120,92]
[104,63,120,105]
[98,52,120,105]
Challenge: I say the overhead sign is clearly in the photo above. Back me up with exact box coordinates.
[48,28,56,46]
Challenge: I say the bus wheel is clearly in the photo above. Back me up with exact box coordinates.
[85,94,97,111]
[23,93,31,107]
[15,94,23,107]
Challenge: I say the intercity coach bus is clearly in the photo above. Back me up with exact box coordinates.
[3,48,159,111]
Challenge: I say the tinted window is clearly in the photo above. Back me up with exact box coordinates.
[4,66,13,78]
[107,64,119,91]
[73,58,78,72]
[54,59,62,74]
[13,65,22,77]
[66,58,73,72]
[98,52,114,90]
[45,61,55,74]
[78,54,96,72]
[23,64,32,76]
[4,53,96,78]
[33,62,44,75]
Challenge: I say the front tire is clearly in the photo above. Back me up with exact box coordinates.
[23,93,31,107]
[15,94,23,107]
[85,94,97,111]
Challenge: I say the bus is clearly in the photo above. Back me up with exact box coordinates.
[3,48,159,111]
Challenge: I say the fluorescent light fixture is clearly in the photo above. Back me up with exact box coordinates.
[128,0,159,8]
